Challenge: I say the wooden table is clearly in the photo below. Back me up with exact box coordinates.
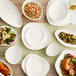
[0,0,59,76]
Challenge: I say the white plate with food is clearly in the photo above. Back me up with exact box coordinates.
[46,0,71,26]
[0,0,22,28]
[55,29,76,48]
[21,54,50,76]
[22,0,43,21]
[0,25,17,46]
[22,23,51,50]
[5,45,22,64]
[55,50,76,76]
[0,60,13,76]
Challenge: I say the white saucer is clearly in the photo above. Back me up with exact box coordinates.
[22,23,51,50]
[21,54,50,76]
[46,0,71,26]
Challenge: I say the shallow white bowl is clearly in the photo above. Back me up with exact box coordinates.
[0,25,18,46]
[0,60,13,76]
[5,45,22,64]
[22,0,43,21]
[46,43,60,56]
[48,1,68,22]
[55,50,76,76]
[55,29,76,48]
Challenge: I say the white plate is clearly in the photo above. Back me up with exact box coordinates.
[22,23,51,50]
[46,43,60,56]
[48,1,68,22]
[46,0,71,26]
[22,0,43,21]
[55,29,76,48]
[55,50,76,76]
[5,45,22,64]
[0,60,13,76]
[21,54,50,76]
[0,25,18,46]
[0,0,22,28]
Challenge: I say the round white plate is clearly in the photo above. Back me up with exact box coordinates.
[0,60,13,76]
[55,29,76,48]
[22,23,51,50]
[21,54,50,76]
[46,0,71,26]
[5,45,22,64]
[0,0,22,28]
[0,25,18,46]
[46,43,60,56]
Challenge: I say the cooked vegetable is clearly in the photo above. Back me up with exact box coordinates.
[60,53,76,76]
[0,62,10,76]
[59,32,76,45]
[24,2,42,19]
[0,27,16,45]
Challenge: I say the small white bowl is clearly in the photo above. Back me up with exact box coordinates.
[48,1,69,22]
[5,45,22,64]
[46,43,60,56]
[22,0,43,21]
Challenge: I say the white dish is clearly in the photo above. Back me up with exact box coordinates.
[22,0,43,21]
[5,45,22,64]
[22,23,51,50]
[21,54,50,76]
[0,0,22,28]
[55,29,76,48]
[46,0,71,26]
[46,43,60,56]
[55,50,76,76]
[0,25,18,46]
[0,60,13,76]
[48,1,68,22]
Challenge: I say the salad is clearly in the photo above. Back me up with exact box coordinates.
[23,2,42,19]
[0,27,16,45]
[60,53,76,76]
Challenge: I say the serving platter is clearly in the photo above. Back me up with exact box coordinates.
[55,29,76,48]
[0,0,22,28]
[55,50,76,76]
[22,23,51,50]
[21,54,50,76]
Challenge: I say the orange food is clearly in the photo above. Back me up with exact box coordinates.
[70,5,76,10]
[0,62,10,76]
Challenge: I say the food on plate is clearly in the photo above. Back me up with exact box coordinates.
[0,62,10,76]
[0,27,16,45]
[59,32,76,45]
[60,53,76,76]
[70,5,76,10]
[23,2,42,19]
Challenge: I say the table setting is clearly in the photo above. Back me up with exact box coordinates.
[0,0,76,76]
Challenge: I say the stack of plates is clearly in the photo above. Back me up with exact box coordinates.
[22,23,51,50]
[21,54,50,76]
[46,0,71,26]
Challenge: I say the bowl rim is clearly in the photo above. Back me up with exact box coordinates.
[22,0,43,21]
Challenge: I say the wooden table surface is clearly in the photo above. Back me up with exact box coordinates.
[0,0,58,76]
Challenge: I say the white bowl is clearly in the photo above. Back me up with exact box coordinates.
[5,45,22,64]
[46,43,60,56]
[55,50,76,76]
[48,1,68,22]
[55,29,76,48]
[22,0,43,21]
[0,60,13,76]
